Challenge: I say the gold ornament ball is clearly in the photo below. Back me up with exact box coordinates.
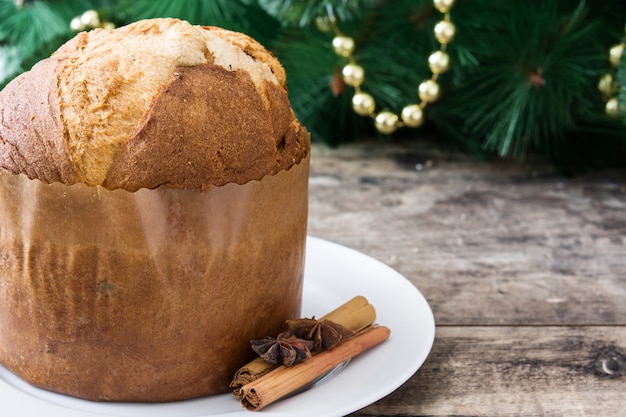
[434,20,456,44]
[609,43,625,67]
[352,92,376,116]
[80,10,100,28]
[606,97,620,117]
[598,73,614,96]
[375,111,399,135]
[70,16,85,31]
[418,79,440,103]
[428,50,450,74]
[401,104,424,128]
[333,36,355,57]
[342,63,365,87]
[433,0,455,13]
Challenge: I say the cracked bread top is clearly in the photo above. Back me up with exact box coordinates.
[0,18,309,191]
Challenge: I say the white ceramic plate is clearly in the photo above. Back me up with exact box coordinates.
[0,237,435,417]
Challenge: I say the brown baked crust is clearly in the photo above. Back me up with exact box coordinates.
[0,50,81,185]
[104,64,306,191]
[0,18,309,191]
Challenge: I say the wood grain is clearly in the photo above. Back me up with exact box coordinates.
[348,326,626,417]
[308,142,626,326]
[307,140,626,416]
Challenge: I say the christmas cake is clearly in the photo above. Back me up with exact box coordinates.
[0,18,310,402]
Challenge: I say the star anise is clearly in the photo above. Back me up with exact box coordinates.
[286,318,354,353]
[250,331,314,366]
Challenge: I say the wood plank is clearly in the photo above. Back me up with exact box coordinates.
[308,142,626,325]
[348,326,626,417]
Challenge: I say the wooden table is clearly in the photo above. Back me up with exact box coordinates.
[306,140,626,417]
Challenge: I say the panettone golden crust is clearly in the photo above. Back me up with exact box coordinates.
[0,18,309,191]
[0,18,310,401]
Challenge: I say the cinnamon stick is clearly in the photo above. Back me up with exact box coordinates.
[231,357,275,389]
[320,295,376,333]
[240,325,391,411]
[230,296,376,397]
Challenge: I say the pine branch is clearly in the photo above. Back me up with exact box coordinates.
[0,45,21,87]
[0,0,103,87]
[0,0,624,171]
[257,0,380,28]
[116,0,250,27]
[348,0,440,112]
[1,0,69,55]
[272,26,368,143]
[114,0,280,47]
[438,0,623,159]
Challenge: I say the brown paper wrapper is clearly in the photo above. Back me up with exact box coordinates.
[0,156,309,402]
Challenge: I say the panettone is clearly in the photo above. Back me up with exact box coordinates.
[0,18,310,402]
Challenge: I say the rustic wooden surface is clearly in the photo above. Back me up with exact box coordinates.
[306,140,626,417]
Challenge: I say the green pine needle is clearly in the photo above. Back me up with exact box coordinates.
[272,26,368,143]
[443,0,616,158]
[0,0,101,86]
[0,0,624,170]
[257,0,380,28]
[0,44,21,86]
[116,0,250,27]
[0,0,67,55]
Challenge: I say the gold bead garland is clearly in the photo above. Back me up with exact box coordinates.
[326,0,456,134]
[70,10,115,32]
[598,26,626,117]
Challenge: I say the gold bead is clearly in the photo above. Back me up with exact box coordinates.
[375,111,399,135]
[80,10,100,28]
[609,43,625,67]
[598,73,615,96]
[434,20,456,44]
[70,16,85,31]
[352,92,376,116]
[606,97,620,116]
[315,16,332,33]
[333,36,355,57]
[342,63,365,87]
[433,0,455,13]
[401,104,424,128]
[102,22,115,30]
[418,80,440,103]
[428,50,450,74]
